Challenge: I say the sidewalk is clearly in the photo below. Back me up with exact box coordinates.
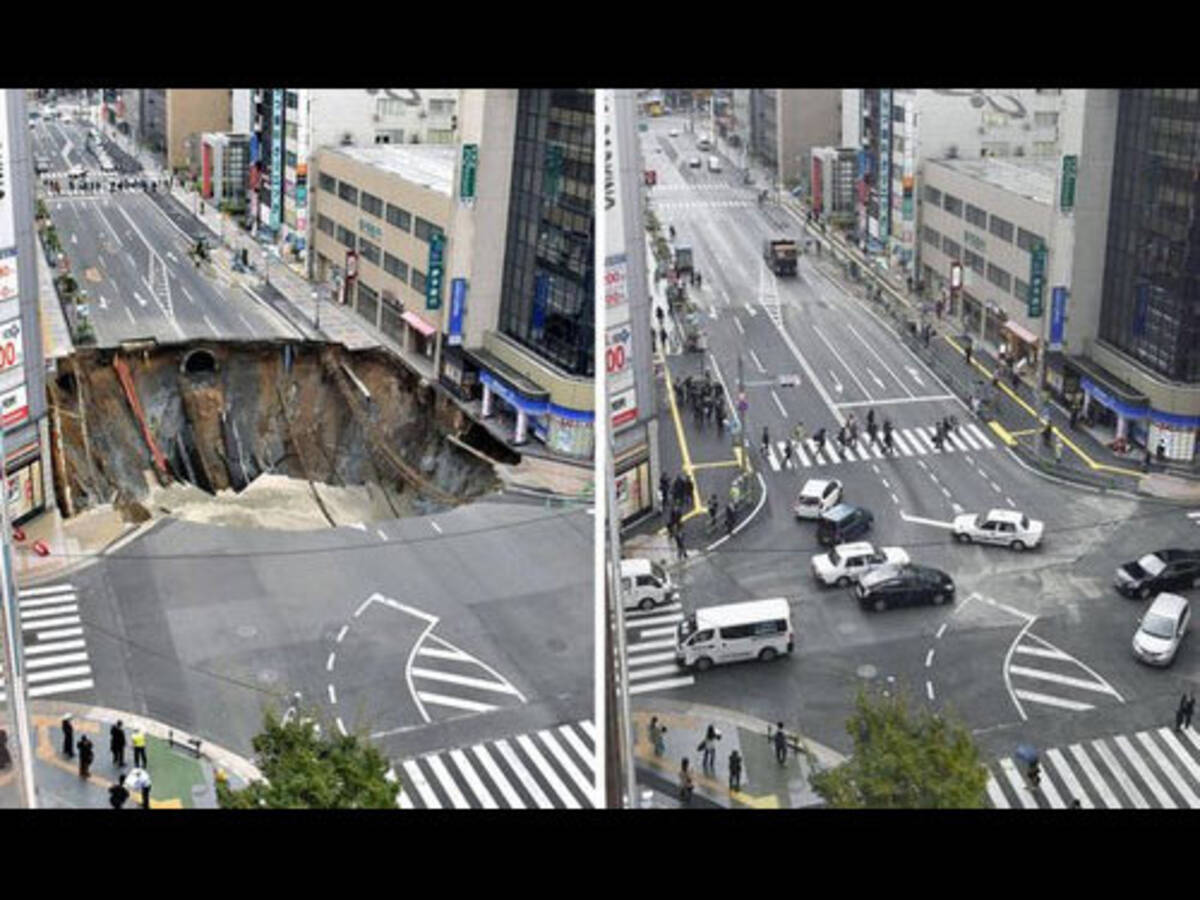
[11,504,142,587]
[5,699,258,809]
[631,698,844,809]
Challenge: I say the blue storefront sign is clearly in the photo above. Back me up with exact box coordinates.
[1049,286,1067,350]
[531,272,549,337]
[448,278,467,346]
[479,371,548,416]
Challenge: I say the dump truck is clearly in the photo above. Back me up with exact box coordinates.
[763,238,798,276]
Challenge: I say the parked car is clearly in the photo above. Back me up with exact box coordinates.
[856,564,956,612]
[952,509,1043,551]
[1115,549,1200,599]
[793,478,843,520]
[811,541,909,588]
[1132,592,1191,667]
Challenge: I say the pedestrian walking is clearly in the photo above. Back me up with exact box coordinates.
[964,341,972,367]
[728,749,743,793]
[1069,404,1079,430]
[0,730,10,771]
[109,774,130,810]
[792,422,806,446]
[773,722,788,766]
[1177,694,1188,732]
[673,377,684,405]
[673,527,687,561]
[716,408,726,436]
[1054,436,1064,465]
[127,767,152,809]
[679,757,695,806]
[1185,693,1196,730]
[1027,758,1041,789]
[132,729,148,770]
[660,472,671,511]
[659,326,669,354]
[813,427,826,455]
[724,502,737,535]
[782,440,794,469]
[708,493,719,530]
[866,409,875,431]
[761,426,771,458]
[77,734,94,780]
[110,720,126,768]
[867,420,878,446]
[61,714,74,759]
[655,305,665,328]
[698,725,721,771]
[649,716,667,757]
[1157,439,1167,463]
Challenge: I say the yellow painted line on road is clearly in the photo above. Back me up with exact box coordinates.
[658,349,706,516]
[690,460,742,471]
[942,335,1144,478]
[1006,427,1039,438]
[989,421,1019,446]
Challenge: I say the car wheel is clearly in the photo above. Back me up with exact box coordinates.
[1010,540,1026,551]
[639,597,655,611]
[873,598,888,612]
[955,532,971,544]
[695,656,713,673]
[759,647,777,663]
[931,592,947,605]
[1139,586,1152,600]
[836,576,851,588]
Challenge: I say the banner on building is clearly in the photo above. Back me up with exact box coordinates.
[1060,155,1077,212]
[0,92,13,251]
[460,143,478,202]
[1028,243,1047,317]
[6,457,43,524]
[425,232,444,310]
[1049,286,1067,350]
[0,382,28,428]
[270,89,284,232]
[0,248,18,304]
[447,278,467,346]
[610,386,638,430]
[606,321,634,385]
[0,317,23,374]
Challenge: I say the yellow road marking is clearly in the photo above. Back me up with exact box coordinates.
[657,349,707,516]
[1006,427,1039,438]
[690,460,743,471]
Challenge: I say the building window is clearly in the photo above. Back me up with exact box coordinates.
[337,181,358,205]
[942,237,961,260]
[319,173,336,195]
[317,214,334,237]
[360,191,383,218]
[1014,278,1029,302]
[285,91,299,110]
[921,225,941,250]
[358,237,380,266]
[986,262,1011,292]
[1034,111,1059,128]
[383,252,408,283]
[386,203,411,231]
[411,269,426,293]
[989,214,1015,243]
[429,98,455,115]
[356,280,379,325]
[376,98,406,117]
[336,225,356,249]
[286,151,297,168]
[943,194,963,217]
[924,185,941,207]
[965,203,988,229]
[963,249,985,275]
[413,216,444,244]
[1017,227,1046,253]
[1032,141,1057,157]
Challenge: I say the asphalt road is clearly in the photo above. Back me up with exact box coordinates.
[635,113,1200,759]
[67,498,594,762]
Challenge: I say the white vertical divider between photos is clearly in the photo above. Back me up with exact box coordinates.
[594,88,612,810]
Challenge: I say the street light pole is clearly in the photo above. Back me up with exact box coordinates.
[606,445,637,808]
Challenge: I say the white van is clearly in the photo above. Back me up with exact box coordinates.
[697,136,712,151]
[707,155,722,173]
[675,598,793,671]
[618,558,679,612]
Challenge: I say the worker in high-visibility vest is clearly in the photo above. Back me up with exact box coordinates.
[132,729,147,769]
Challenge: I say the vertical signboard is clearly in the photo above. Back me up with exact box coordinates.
[447,277,466,346]
[0,91,14,250]
[270,89,284,232]
[531,272,548,339]
[605,92,637,433]
[1028,243,1047,317]
[1060,155,1077,212]
[425,232,444,310]
[877,89,892,241]
[1049,286,1067,350]
[460,143,478,202]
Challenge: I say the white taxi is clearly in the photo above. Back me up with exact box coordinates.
[811,541,910,588]
[952,509,1043,551]
[793,478,843,520]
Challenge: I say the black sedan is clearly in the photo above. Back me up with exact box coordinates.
[855,564,955,612]
[1115,550,1200,599]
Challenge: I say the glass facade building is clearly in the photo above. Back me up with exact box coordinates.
[497,89,594,378]
[1099,89,1200,383]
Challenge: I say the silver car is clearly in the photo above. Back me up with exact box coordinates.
[1132,592,1191,667]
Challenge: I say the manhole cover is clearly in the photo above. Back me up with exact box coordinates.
[546,637,567,653]
[256,669,278,684]
[857,664,877,680]
[236,625,258,638]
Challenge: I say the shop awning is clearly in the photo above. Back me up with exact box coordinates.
[1002,319,1041,346]
[464,347,549,401]
[401,311,437,338]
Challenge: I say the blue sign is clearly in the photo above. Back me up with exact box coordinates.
[531,272,549,337]
[1049,286,1067,349]
[448,278,467,346]
[270,89,284,232]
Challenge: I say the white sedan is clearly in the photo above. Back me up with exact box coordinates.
[1132,592,1190,667]
[794,478,843,520]
[811,541,910,588]
[953,509,1043,551]
[668,128,680,137]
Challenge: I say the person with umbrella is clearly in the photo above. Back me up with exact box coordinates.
[127,767,152,809]
[1016,743,1040,789]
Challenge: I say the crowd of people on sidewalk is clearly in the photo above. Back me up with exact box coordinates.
[60,714,152,809]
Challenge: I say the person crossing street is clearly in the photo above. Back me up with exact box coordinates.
[782,439,793,469]
[761,426,771,458]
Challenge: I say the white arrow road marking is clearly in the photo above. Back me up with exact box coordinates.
[905,365,925,387]
[124,307,135,324]
[745,304,757,317]
[829,370,843,394]
[1188,511,1200,519]
[98,295,108,310]
[771,390,787,418]
[71,233,77,244]
[899,511,955,530]
[733,316,745,336]
[707,306,717,320]
[749,349,766,374]
[867,367,886,389]
[952,502,964,514]
[133,292,147,307]
[166,251,177,263]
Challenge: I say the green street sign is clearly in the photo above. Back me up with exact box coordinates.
[460,144,478,201]
[1028,243,1047,317]
[1061,155,1077,212]
[425,232,445,311]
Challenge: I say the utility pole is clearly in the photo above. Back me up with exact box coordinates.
[0,426,38,808]
[605,445,637,807]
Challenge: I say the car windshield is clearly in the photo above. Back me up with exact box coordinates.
[679,614,697,640]
[1142,612,1177,639]
[1138,554,1166,577]
[650,561,667,582]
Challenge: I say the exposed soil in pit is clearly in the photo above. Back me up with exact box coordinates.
[51,342,501,528]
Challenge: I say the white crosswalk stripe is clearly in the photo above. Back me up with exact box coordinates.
[988,726,1200,809]
[408,631,526,721]
[1005,631,1123,715]
[395,721,596,809]
[0,583,95,703]
[623,602,693,696]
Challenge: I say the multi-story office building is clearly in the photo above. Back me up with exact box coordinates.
[121,89,232,172]
[810,146,857,226]
[1,91,53,524]
[748,89,840,190]
[199,132,251,213]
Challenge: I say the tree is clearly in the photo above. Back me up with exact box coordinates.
[217,708,399,809]
[809,687,988,809]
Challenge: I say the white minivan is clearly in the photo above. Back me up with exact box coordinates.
[707,155,722,173]
[675,598,793,671]
[618,558,679,612]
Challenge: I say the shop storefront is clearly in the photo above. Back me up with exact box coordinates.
[1001,319,1040,372]
[614,443,653,525]
[961,290,982,335]
[5,437,46,526]
[1066,356,1148,449]
[439,345,480,402]
[401,310,436,359]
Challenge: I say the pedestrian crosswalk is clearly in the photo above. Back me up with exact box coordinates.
[655,200,756,211]
[624,602,693,696]
[987,725,1200,809]
[653,183,749,193]
[0,583,95,703]
[394,720,598,809]
[762,422,997,473]
[1006,630,1124,715]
